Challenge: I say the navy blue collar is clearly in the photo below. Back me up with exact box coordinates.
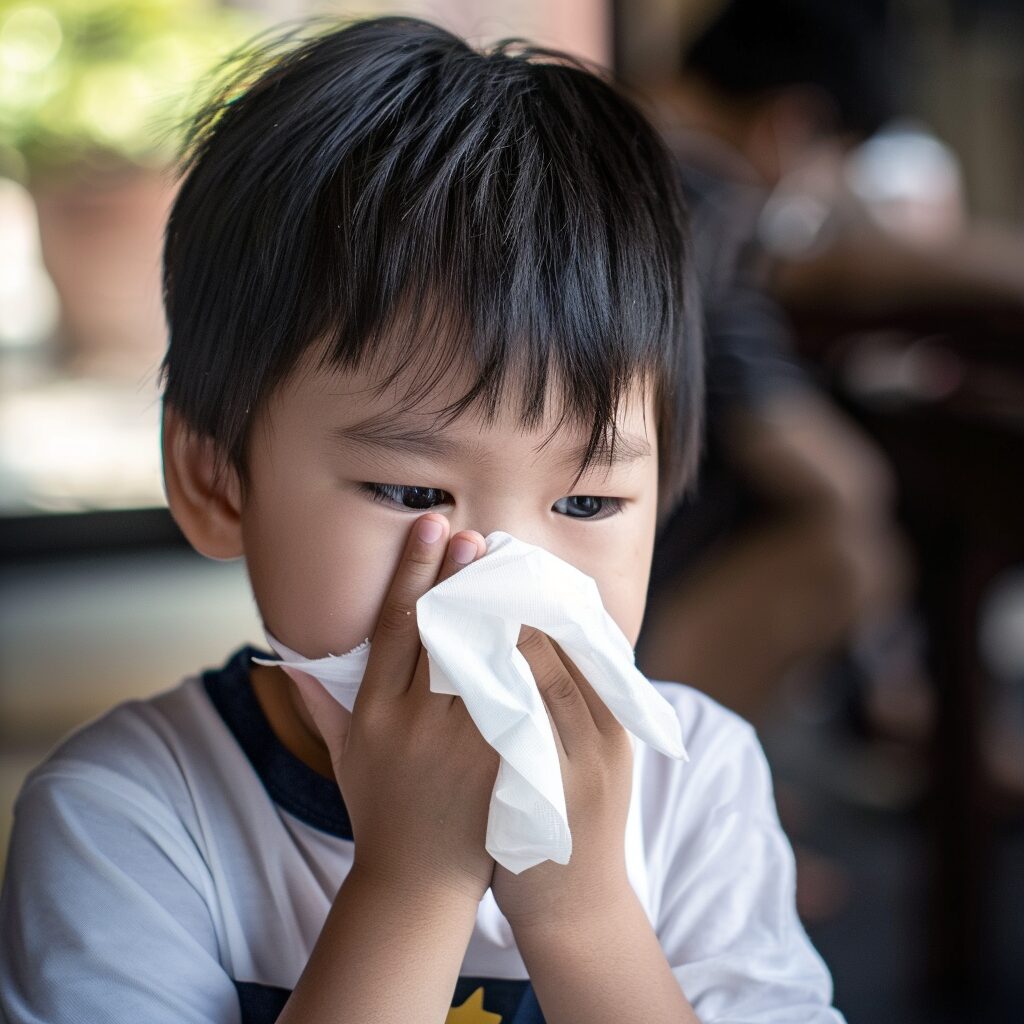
[201,645,354,841]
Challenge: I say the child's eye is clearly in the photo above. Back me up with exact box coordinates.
[361,483,623,521]
[551,495,624,520]
[360,483,452,510]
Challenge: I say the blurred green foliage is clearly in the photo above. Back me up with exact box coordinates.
[0,0,263,179]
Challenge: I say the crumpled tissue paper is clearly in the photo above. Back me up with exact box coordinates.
[252,530,688,874]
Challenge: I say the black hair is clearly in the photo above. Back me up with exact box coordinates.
[682,0,892,138]
[160,15,703,522]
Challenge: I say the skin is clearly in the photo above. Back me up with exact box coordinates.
[237,339,658,677]
[162,337,699,1023]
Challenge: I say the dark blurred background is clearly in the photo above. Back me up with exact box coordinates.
[1,2,1022,1022]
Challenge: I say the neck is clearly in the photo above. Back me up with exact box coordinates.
[249,662,337,781]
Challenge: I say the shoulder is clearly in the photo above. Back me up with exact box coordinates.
[2,650,253,950]
[647,677,761,766]
[636,682,845,1021]
[12,650,247,850]
[5,672,218,897]
[643,676,773,800]
[636,679,779,862]
[20,674,202,794]
[1,654,254,1022]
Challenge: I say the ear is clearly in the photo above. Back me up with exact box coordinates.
[161,403,244,560]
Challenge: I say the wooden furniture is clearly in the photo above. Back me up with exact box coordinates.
[794,311,1024,1003]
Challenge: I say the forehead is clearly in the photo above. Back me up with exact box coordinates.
[261,334,657,483]
[281,332,656,447]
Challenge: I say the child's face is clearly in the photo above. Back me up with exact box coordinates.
[239,342,660,658]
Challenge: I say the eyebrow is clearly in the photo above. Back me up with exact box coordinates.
[328,415,652,470]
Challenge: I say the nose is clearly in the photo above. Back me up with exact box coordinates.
[442,502,547,553]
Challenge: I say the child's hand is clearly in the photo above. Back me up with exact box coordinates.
[490,627,636,932]
[287,514,499,907]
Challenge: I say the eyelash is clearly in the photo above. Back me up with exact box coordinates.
[359,483,625,521]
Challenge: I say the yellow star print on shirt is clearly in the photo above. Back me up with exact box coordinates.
[445,986,503,1023]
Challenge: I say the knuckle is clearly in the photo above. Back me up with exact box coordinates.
[516,627,550,664]
[517,628,580,706]
[405,538,441,573]
[537,668,578,707]
[377,599,417,637]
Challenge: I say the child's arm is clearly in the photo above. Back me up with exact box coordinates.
[274,515,500,1023]
[277,863,480,1024]
[0,516,497,1024]
[490,635,845,1023]
[489,629,700,1023]
[514,883,702,1023]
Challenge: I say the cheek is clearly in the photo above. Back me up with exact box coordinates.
[577,512,657,651]
[240,482,410,658]
[597,553,654,650]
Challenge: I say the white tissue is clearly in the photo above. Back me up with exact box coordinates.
[252,530,687,873]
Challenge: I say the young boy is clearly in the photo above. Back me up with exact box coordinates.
[0,16,846,1024]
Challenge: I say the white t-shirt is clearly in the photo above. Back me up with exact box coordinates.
[0,644,846,1024]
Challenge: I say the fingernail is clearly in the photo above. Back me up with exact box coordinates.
[451,537,476,564]
[417,517,443,544]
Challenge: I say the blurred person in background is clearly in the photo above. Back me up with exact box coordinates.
[634,0,930,920]
[637,0,1024,899]
[638,0,927,737]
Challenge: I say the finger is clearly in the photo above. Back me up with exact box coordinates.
[547,638,621,736]
[540,695,568,775]
[408,530,485,707]
[364,513,450,700]
[434,530,484,585]
[517,625,593,759]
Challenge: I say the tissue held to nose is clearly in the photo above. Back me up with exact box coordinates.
[253,530,687,873]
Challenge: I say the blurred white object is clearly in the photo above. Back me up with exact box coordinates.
[758,143,845,259]
[0,376,164,513]
[758,191,834,259]
[980,568,1024,687]
[844,119,966,243]
[841,334,964,407]
[979,568,1024,793]
[0,177,59,349]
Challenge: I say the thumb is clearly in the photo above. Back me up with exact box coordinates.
[280,665,352,768]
